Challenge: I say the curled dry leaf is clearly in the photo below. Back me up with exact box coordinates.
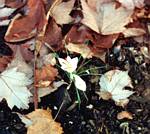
[81,0,133,35]
[50,0,75,25]
[35,64,58,82]
[117,111,133,120]
[26,109,63,134]
[5,0,46,42]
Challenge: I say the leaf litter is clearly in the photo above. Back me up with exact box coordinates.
[0,0,149,134]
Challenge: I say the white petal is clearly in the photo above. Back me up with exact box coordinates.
[73,74,86,91]
[67,56,78,71]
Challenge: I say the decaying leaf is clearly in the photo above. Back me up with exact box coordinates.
[26,109,63,134]
[81,0,133,35]
[35,64,58,82]
[98,70,134,106]
[0,67,32,109]
[5,0,46,42]
[117,111,133,120]
[50,0,75,25]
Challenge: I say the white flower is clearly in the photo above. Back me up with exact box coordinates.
[58,56,86,91]
[58,56,78,73]
[99,70,134,103]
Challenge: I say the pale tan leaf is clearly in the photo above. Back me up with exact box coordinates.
[26,109,63,134]
[50,0,75,24]
[81,0,99,33]
[123,28,146,37]
[65,43,94,59]
[81,1,133,35]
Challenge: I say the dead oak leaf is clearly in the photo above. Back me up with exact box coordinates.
[50,0,75,25]
[26,109,63,134]
[5,0,46,42]
[81,0,133,35]
[35,64,58,83]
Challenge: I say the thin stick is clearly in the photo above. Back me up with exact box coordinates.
[54,100,64,120]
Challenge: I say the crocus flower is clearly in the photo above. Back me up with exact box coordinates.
[58,56,86,91]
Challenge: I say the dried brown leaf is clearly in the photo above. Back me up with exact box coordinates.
[117,111,133,120]
[5,0,46,42]
[27,109,63,134]
[44,19,63,51]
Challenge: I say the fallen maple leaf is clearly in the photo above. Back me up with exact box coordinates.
[98,70,134,105]
[50,0,75,25]
[5,0,46,42]
[81,0,133,35]
[0,67,32,109]
[26,109,63,134]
